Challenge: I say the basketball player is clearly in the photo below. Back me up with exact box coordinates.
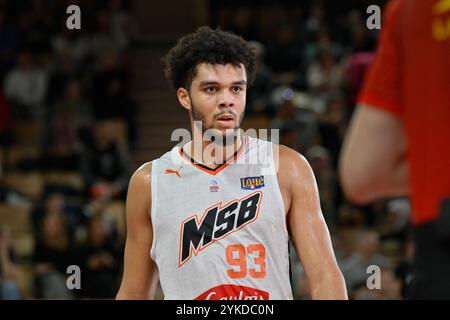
[116,27,347,300]
[340,0,450,299]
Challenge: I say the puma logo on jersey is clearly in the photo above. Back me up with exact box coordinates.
[165,165,183,178]
[179,191,262,267]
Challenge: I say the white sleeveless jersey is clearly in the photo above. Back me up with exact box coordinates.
[150,136,293,300]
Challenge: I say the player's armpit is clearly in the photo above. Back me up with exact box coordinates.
[280,146,347,300]
[339,105,409,204]
[116,162,159,300]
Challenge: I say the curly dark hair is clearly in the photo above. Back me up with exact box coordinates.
[163,26,256,91]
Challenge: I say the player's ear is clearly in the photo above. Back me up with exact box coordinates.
[177,87,191,111]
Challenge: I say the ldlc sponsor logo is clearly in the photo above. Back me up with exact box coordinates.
[210,180,219,193]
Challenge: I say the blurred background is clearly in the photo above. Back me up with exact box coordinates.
[0,0,412,300]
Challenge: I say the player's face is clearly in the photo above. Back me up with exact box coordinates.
[179,63,247,141]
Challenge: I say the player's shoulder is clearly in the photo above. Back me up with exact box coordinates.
[129,161,153,189]
[278,144,309,169]
[276,144,313,181]
[125,162,153,227]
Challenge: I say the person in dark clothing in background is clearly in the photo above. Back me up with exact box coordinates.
[78,214,119,299]
[81,121,131,202]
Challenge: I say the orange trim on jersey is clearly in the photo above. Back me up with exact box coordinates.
[178,136,248,176]
[178,190,263,268]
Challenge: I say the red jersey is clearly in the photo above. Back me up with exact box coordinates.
[358,0,450,225]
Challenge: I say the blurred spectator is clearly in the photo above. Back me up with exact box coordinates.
[306,50,346,125]
[378,198,411,241]
[338,204,368,227]
[226,5,259,41]
[16,6,51,55]
[91,11,114,56]
[0,183,32,208]
[0,8,18,79]
[51,20,91,69]
[108,0,137,51]
[341,229,389,293]
[271,88,318,154]
[46,47,83,107]
[306,49,345,93]
[344,52,374,112]
[304,29,343,67]
[246,41,274,116]
[42,77,93,171]
[92,47,137,146]
[0,227,22,300]
[347,10,376,52]
[266,23,303,78]
[78,214,120,299]
[395,236,414,299]
[32,211,76,299]
[317,92,347,166]
[81,121,132,201]
[332,227,357,264]
[352,268,402,300]
[306,146,338,225]
[82,197,119,231]
[0,92,12,150]
[304,3,326,34]
[31,190,85,240]
[3,48,48,119]
[279,121,302,152]
[92,0,135,53]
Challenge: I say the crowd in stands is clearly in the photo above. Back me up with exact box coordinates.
[0,0,135,299]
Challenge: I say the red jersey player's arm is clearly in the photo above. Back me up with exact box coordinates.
[116,162,159,300]
[278,146,347,300]
[339,105,409,204]
[339,0,409,204]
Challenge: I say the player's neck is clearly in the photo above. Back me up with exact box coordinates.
[186,133,243,169]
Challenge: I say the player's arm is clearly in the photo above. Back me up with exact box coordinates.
[339,1,409,204]
[339,105,409,204]
[280,146,347,299]
[116,162,159,299]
